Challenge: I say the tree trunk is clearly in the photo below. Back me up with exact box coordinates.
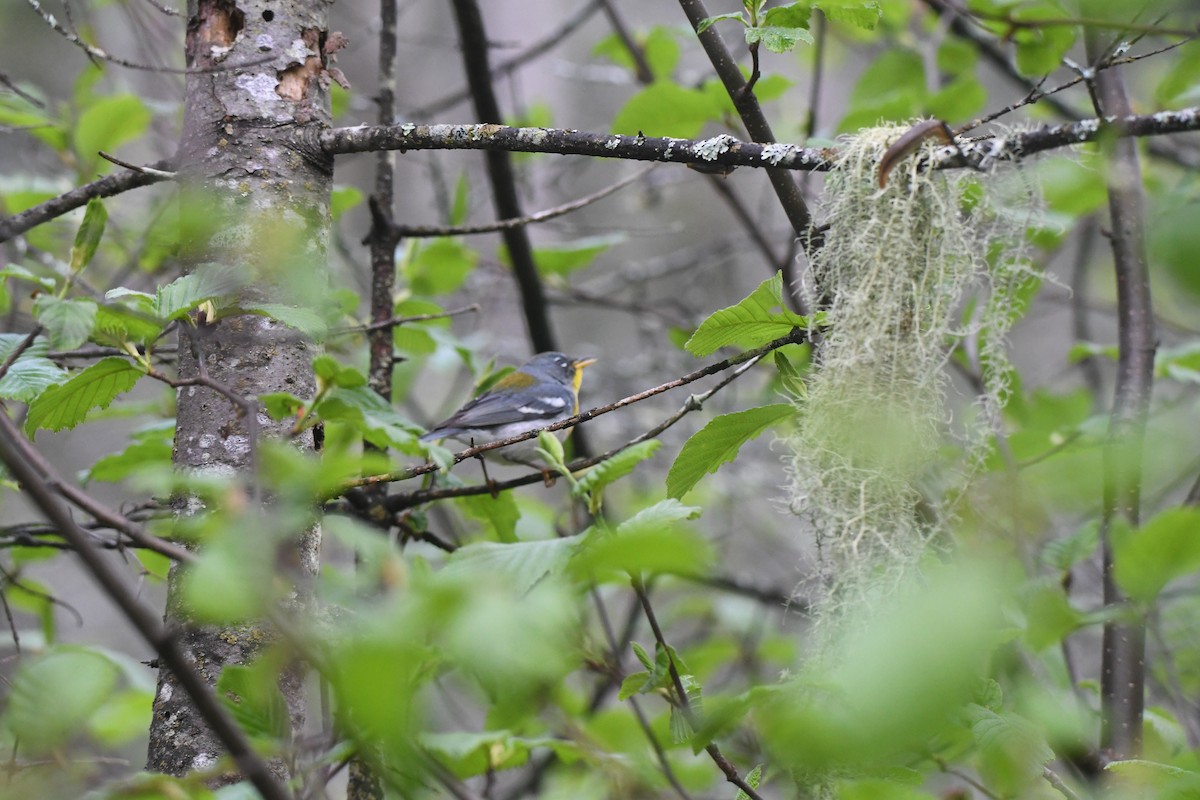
[147,0,334,779]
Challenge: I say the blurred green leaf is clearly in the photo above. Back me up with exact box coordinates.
[526,234,624,278]
[217,663,290,743]
[74,94,151,174]
[612,81,724,139]
[6,646,121,752]
[405,238,478,296]
[82,421,174,484]
[456,491,521,543]
[443,537,575,594]
[667,404,792,498]
[88,689,154,747]
[1114,507,1200,602]
[330,185,363,220]
[572,500,708,580]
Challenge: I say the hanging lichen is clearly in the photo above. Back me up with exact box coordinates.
[787,123,1041,634]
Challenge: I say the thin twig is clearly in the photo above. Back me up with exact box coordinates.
[356,328,807,504]
[391,165,655,237]
[632,576,766,800]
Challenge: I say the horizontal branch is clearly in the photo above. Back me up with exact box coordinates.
[318,107,1200,172]
[0,160,172,243]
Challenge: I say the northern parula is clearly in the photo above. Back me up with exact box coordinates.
[419,352,596,461]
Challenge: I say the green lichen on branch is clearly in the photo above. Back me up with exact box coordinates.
[787,123,1040,630]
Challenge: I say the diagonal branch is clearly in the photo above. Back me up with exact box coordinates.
[0,416,288,800]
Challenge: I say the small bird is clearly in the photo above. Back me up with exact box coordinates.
[420,352,595,463]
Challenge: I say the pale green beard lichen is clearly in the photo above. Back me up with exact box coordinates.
[787,124,1040,635]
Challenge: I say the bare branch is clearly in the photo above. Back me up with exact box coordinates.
[318,109,1200,172]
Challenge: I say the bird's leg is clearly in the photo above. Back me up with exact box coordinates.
[472,439,499,499]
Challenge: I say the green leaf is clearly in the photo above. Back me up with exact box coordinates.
[1012,11,1076,77]
[88,689,154,746]
[1114,508,1200,602]
[74,94,151,174]
[0,333,65,402]
[70,197,107,273]
[818,1,882,30]
[573,440,661,501]
[1155,40,1200,108]
[0,264,57,292]
[82,422,174,484]
[217,663,290,742]
[572,500,709,580]
[527,234,624,278]
[612,81,724,139]
[750,5,814,53]
[316,386,421,449]
[667,404,793,499]
[241,302,329,340]
[443,537,576,594]
[1040,522,1100,572]
[154,263,245,321]
[405,238,478,296]
[330,185,364,220]
[1023,579,1082,651]
[456,491,521,543]
[450,172,470,225]
[685,272,810,356]
[697,12,745,33]
[6,646,121,752]
[260,391,306,421]
[25,357,142,436]
[735,764,764,800]
[32,295,97,350]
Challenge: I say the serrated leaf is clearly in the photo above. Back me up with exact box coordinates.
[155,263,245,321]
[25,357,142,436]
[33,295,97,350]
[736,764,764,799]
[686,272,811,356]
[573,440,661,501]
[667,404,792,499]
[316,386,420,449]
[442,537,576,594]
[1040,522,1099,572]
[70,197,107,272]
[748,26,808,53]
[0,334,65,402]
[632,641,654,671]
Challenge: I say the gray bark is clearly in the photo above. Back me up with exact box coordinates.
[147,0,334,780]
